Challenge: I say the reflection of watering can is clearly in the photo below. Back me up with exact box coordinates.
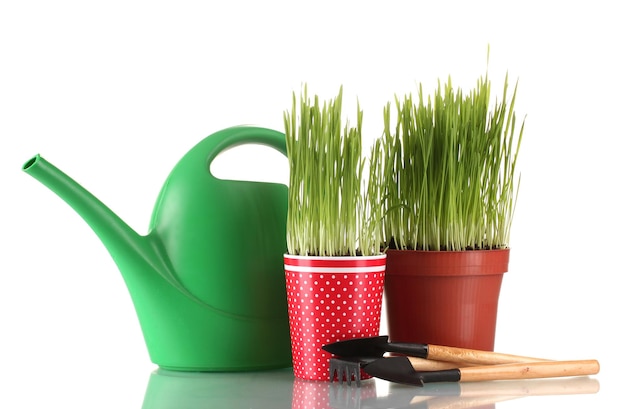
[141,368,294,408]
[23,126,292,371]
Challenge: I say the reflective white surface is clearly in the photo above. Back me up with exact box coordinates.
[2,0,624,407]
[140,369,604,408]
[1,357,613,408]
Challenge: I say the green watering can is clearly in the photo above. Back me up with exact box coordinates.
[23,126,292,371]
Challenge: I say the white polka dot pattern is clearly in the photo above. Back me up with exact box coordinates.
[284,254,387,381]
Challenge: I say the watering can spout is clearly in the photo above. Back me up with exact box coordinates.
[22,154,155,276]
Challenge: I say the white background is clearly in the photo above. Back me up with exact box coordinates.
[1,1,624,407]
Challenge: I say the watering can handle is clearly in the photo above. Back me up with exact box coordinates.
[150,124,287,226]
[203,125,287,168]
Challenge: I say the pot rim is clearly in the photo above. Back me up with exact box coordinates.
[284,253,387,261]
[385,248,509,276]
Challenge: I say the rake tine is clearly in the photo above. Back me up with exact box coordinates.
[336,361,349,386]
[329,357,339,384]
[349,364,361,387]
[337,362,345,385]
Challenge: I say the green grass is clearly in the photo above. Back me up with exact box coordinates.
[372,71,524,251]
[284,85,380,256]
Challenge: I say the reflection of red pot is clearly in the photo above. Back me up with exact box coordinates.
[384,249,509,351]
[291,377,378,409]
[284,254,386,381]
[291,379,331,409]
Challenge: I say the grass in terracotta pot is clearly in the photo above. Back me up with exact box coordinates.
[371,68,525,350]
[282,85,386,381]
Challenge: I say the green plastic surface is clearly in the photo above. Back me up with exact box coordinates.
[23,126,292,371]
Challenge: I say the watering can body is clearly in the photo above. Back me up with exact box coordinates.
[23,126,292,371]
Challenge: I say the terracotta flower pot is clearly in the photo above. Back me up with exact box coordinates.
[384,249,509,351]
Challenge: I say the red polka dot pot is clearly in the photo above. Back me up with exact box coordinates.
[284,254,387,381]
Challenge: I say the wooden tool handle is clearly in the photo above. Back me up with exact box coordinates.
[457,376,601,396]
[428,344,548,365]
[407,356,468,371]
[459,360,600,382]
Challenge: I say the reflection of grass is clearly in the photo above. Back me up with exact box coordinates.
[284,85,378,256]
[374,71,524,251]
